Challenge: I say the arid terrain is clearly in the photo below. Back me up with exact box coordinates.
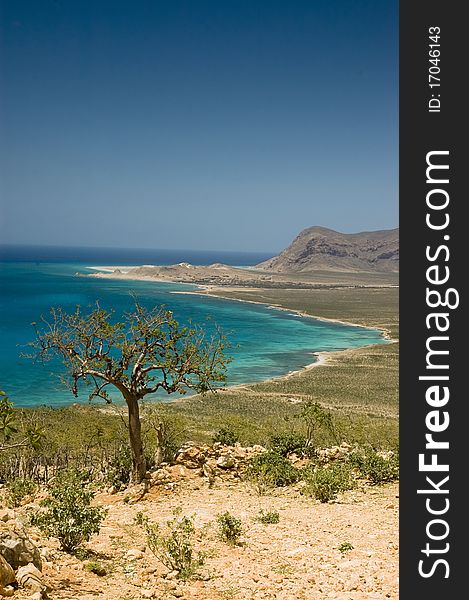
[4,458,398,600]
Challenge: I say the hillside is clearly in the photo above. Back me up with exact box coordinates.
[257,227,399,273]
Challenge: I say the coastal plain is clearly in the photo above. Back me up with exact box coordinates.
[88,264,399,448]
[4,229,400,599]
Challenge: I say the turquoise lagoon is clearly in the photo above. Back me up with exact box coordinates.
[0,249,388,407]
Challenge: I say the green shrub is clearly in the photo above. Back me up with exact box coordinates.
[303,462,354,503]
[270,433,308,457]
[84,560,107,576]
[105,444,132,489]
[298,400,340,447]
[338,542,354,553]
[143,408,187,465]
[256,509,280,524]
[212,427,239,446]
[217,511,243,545]
[247,452,299,488]
[31,468,107,553]
[348,446,399,484]
[143,509,205,580]
[5,477,37,508]
[134,510,147,526]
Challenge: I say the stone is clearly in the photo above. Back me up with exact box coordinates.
[216,453,236,469]
[251,445,266,452]
[233,447,247,459]
[202,463,216,479]
[140,590,155,599]
[165,570,179,580]
[0,585,15,598]
[39,547,52,562]
[0,510,15,524]
[0,521,42,571]
[16,563,45,592]
[0,555,15,587]
[126,548,145,560]
[151,470,169,483]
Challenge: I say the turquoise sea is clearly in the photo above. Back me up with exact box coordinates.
[0,246,388,407]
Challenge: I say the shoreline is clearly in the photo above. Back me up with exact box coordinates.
[171,286,395,341]
[167,285,396,401]
[164,284,397,401]
[74,269,397,407]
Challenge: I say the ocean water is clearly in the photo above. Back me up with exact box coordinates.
[0,246,388,408]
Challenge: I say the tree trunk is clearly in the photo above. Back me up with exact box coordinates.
[126,395,146,483]
[154,421,164,467]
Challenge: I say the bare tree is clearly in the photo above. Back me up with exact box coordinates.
[28,300,230,482]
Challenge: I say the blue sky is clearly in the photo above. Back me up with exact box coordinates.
[0,0,398,253]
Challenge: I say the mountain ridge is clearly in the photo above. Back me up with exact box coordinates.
[257,226,399,273]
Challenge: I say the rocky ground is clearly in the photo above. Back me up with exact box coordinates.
[0,444,398,600]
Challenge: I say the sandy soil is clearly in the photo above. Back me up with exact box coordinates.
[20,475,398,600]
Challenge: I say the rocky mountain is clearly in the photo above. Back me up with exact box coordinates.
[257,226,399,273]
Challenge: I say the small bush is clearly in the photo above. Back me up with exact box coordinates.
[5,477,37,508]
[84,560,107,576]
[144,409,187,465]
[217,511,243,545]
[143,510,205,580]
[348,446,399,484]
[303,462,354,503]
[212,427,239,446]
[247,452,299,488]
[31,468,107,553]
[338,542,354,553]
[270,433,308,457]
[257,509,280,524]
[134,510,147,526]
[105,444,132,489]
[299,400,340,446]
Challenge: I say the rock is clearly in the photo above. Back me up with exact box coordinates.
[140,590,155,599]
[172,590,184,598]
[165,570,180,580]
[0,585,15,598]
[125,482,149,504]
[0,521,42,570]
[16,563,45,592]
[0,555,15,587]
[39,547,51,562]
[0,511,15,524]
[126,548,145,560]
[251,445,267,453]
[216,453,236,469]
[151,470,170,483]
[233,447,247,459]
[143,566,158,575]
[202,463,216,485]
